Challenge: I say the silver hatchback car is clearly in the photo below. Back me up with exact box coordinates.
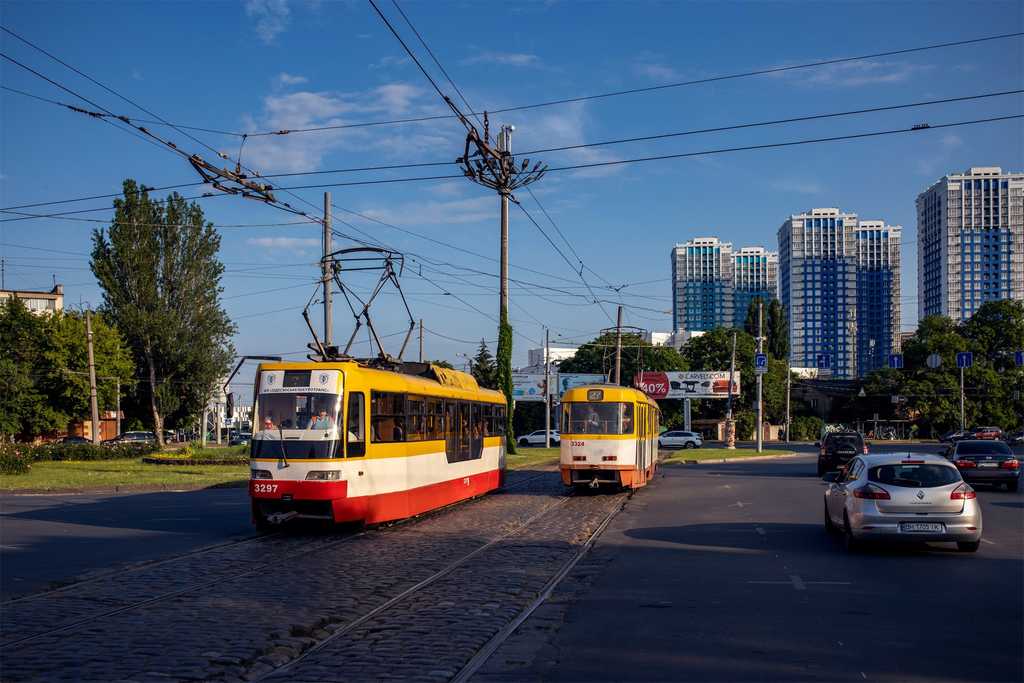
[823,453,982,552]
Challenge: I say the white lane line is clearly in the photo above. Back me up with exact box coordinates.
[730,501,748,508]
[789,574,806,591]
[755,526,766,536]
[149,517,202,522]
[981,539,996,545]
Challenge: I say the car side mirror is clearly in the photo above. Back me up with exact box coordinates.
[821,471,839,482]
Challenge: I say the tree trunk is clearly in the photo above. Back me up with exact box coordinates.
[145,346,164,448]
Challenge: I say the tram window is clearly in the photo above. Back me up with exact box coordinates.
[471,403,484,459]
[444,401,460,462]
[459,402,471,459]
[622,404,635,434]
[425,398,444,440]
[566,402,634,434]
[371,392,406,442]
[347,393,366,457]
[406,395,426,441]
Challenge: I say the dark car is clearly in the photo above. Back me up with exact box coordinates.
[1004,430,1024,446]
[60,435,91,444]
[229,431,252,446]
[939,429,973,443]
[816,432,867,476]
[102,431,157,446]
[947,439,1020,491]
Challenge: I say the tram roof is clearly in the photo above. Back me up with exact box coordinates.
[561,384,658,406]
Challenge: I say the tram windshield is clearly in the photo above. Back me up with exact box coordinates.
[252,392,341,458]
[563,402,634,435]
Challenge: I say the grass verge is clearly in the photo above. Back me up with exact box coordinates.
[507,447,560,470]
[0,459,249,492]
[661,447,795,463]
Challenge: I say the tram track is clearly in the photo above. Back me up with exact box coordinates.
[252,487,628,682]
[0,468,558,651]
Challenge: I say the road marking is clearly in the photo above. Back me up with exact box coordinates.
[149,517,201,522]
[755,526,766,536]
[747,578,852,591]
[730,501,749,508]
[789,574,806,590]
[981,539,995,545]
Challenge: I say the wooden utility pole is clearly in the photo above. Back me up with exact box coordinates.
[418,319,424,362]
[785,362,791,443]
[756,300,764,453]
[323,192,333,347]
[115,378,122,437]
[544,328,551,448]
[85,310,101,444]
[614,305,624,385]
[726,330,738,449]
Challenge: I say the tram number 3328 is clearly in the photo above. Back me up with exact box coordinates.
[253,483,279,494]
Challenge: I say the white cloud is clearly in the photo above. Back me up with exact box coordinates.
[247,237,319,249]
[361,196,494,226]
[131,68,143,81]
[772,60,934,88]
[462,52,542,68]
[771,178,823,195]
[275,72,308,87]
[245,0,291,44]
[634,62,679,82]
[370,55,411,70]
[940,134,963,149]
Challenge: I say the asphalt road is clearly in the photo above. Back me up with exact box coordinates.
[0,488,253,599]
[506,454,1023,682]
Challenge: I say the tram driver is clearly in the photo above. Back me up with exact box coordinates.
[307,408,334,430]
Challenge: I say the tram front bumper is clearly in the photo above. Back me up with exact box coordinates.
[560,464,640,487]
[250,480,349,522]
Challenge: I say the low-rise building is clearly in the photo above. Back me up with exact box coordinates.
[0,284,64,314]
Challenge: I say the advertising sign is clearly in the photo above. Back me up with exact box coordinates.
[513,373,609,401]
[633,371,741,399]
[512,373,546,402]
[556,373,607,395]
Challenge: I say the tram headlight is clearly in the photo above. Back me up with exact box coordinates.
[305,470,341,481]
[251,469,272,479]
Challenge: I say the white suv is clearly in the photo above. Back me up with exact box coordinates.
[518,430,560,447]
[658,430,703,449]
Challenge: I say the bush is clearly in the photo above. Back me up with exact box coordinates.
[790,415,824,441]
[0,442,33,475]
[32,441,158,462]
[734,411,756,441]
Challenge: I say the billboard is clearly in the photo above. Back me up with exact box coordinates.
[512,373,609,402]
[634,371,740,399]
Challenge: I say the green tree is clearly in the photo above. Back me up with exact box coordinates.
[470,339,497,389]
[767,299,789,360]
[496,315,515,453]
[743,297,762,339]
[0,298,62,438]
[91,180,235,446]
[558,332,686,384]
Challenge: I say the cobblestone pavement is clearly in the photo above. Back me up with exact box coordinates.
[0,469,611,682]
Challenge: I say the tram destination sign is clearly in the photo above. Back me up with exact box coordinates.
[259,369,340,394]
[634,371,741,399]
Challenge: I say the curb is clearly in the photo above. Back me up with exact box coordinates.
[0,481,249,496]
[666,452,805,465]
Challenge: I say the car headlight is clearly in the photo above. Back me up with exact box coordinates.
[251,469,272,480]
[305,470,341,481]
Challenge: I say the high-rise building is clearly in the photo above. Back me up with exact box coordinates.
[671,238,777,332]
[778,209,859,378]
[854,221,901,376]
[671,237,734,332]
[732,247,779,327]
[917,167,1024,322]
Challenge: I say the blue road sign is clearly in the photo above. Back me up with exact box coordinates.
[1016,350,1024,367]
[888,354,903,369]
[956,351,973,369]
[754,353,768,374]
[816,353,831,370]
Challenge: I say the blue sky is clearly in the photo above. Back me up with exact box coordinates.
[2,0,1022,377]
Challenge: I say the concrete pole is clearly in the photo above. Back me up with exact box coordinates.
[726,331,737,449]
[544,328,551,448]
[201,407,207,448]
[756,300,764,453]
[419,319,424,362]
[785,362,791,443]
[323,192,333,347]
[115,378,121,437]
[960,365,966,431]
[684,398,691,432]
[85,310,101,444]
[614,305,623,385]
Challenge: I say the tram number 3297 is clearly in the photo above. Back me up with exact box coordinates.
[253,483,279,494]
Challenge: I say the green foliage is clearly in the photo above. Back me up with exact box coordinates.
[32,441,157,462]
[743,298,761,339]
[734,411,756,440]
[0,442,32,475]
[789,415,824,441]
[767,299,789,360]
[558,332,685,384]
[471,339,498,389]
[496,313,515,453]
[91,180,236,445]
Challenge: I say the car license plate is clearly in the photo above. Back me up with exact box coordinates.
[900,522,943,533]
[978,462,998,468]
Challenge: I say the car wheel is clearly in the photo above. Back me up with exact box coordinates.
[823,503,836,534]
[658,440,664,449]
[843,514,861,553]
[685,441,696,449]
[1007,479,1020,493]
[518,438,529,447]
[957,541,980,553]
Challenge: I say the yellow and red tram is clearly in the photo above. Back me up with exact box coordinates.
[559,385,660,489]
[248,360,506,526]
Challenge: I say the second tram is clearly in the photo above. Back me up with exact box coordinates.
[559,384,659,489]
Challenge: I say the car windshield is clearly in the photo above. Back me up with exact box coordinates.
[956,440,1012,455]
[828,435,861,449]
[563,402,634,434]
[869,463,960,488]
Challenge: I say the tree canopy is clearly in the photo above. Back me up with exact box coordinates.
[558,332,686,384]
[471,339,497,389]
[90,180,235,445]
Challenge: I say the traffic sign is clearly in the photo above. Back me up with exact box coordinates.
[816,353,831,369]
[888,353,903,369]
[1015,350,1024,367]
[956,351,973,369]
[926,353,942,369]
[754,353,768,375]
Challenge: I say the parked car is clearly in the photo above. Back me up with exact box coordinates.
[972,426,1003,440]
[658,430,703,449]
[939,429,973,443]
[1003,429,1024,446]
[60,435,91,444]
[816,431,868,476]
[823,453,982,553]
[229,431,252,447]
[518,430,559,447]
[102,431,157,446]
[946,439,1020,492]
